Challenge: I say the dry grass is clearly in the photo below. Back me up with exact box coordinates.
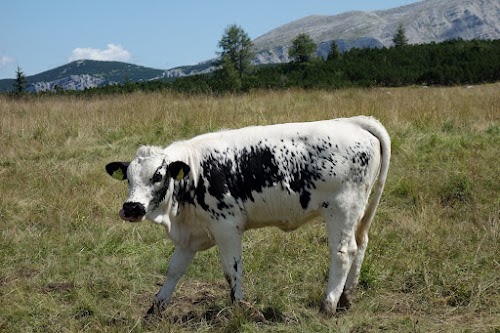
[1,85,499,332]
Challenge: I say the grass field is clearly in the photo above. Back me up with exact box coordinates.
[1,85,499,332]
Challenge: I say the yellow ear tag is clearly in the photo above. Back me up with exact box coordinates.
[112,169,125,180]
[176,169,184,181]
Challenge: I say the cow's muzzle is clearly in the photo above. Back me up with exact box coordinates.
[120,202,146,222]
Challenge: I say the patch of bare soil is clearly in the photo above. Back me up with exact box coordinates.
[40,281,75,293]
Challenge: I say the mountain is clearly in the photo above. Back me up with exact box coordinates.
[160,60,219,79]
[252,0,500,63]
[0,60,166,93]
[0,59,222,92]
[1,0,498,92]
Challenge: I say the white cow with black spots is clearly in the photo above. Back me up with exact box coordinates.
[105,116,391,316]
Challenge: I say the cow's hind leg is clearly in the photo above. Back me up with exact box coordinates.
[339,233,369,310]
[321,198,365,316]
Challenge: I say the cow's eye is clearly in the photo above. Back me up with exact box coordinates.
[151,173,162,184]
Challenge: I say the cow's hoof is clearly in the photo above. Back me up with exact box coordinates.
[337,291,353,312]
[319,300,337,317]
[234,301,268,323]
[143,301,167,320]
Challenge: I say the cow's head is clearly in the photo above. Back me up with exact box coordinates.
[106,146,190,223]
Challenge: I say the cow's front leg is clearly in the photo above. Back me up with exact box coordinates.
[146,246,195,317]
[211,223,243,304]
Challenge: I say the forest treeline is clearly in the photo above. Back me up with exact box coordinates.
[21,38,500,96]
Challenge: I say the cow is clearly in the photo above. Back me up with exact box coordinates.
[105,116,390,317]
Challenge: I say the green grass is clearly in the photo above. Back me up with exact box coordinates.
[1,86,499,332]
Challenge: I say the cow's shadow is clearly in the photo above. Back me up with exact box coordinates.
[168,303,288,325]
[146,280,295,327]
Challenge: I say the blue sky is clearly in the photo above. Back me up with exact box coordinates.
[0,0,420,79]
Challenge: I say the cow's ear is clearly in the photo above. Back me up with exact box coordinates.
[168,161,190,181]
[106,162,130,181]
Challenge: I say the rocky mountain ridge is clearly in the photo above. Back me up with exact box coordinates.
[0,59,167,93]
[252,0,500,63]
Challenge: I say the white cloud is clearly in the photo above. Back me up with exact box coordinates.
[0,55,14,69]
[68,43,131,62]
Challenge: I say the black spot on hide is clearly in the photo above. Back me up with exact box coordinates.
[198,142,328,212]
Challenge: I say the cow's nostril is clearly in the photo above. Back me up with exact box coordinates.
[123,202,146,218]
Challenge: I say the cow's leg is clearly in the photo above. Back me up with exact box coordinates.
[146,246,196,316]
[321,202,363,316]
[211,223,243,303]
[340,234,369,310]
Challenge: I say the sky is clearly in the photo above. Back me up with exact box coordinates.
[0,0,421,80]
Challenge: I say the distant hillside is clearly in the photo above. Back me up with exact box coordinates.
[252,0,500,63]
[160,60,219,79]
[0,60,166,93]
[0,59,223,93]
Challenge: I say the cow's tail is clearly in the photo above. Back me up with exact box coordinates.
[347,116,391,246]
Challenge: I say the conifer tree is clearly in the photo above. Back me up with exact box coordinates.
[327,40,341,61]
[289,33,317,63]
[392,24,409,48]
[13,66,27,94]
[217,24,254,79]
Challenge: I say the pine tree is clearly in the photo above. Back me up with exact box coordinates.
[217,24,254,79]
[13,66,27,94]
[327,40,341,61]
[216,54,242,92]
[392,24,409,48]
[289,33,317,63]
